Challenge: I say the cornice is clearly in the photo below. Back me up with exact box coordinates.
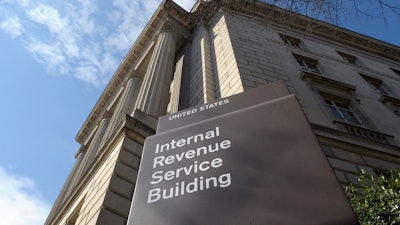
[380,94,400,105]
[300,71,357,94]
[76,0,400,144]
[311,123,400,158]
[191,0,400,62]
[76,0,191,144]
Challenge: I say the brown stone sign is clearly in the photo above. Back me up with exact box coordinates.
[127,81,359,225]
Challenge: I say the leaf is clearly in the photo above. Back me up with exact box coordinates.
[345,169,400,224]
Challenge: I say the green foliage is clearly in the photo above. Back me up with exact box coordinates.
[345,169,400,225]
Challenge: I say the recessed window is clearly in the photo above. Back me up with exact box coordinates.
[387,102,400,117]
[380,95,400,118]
[279,33,301,47]
[337,51,358,65]
[323,98,362,125]
[360,74,389,95]
[391,68,400,77]
[294,54,321,74]
[394,108,400,117]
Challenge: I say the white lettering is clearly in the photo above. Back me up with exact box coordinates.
[152,140,231,169]
[147,188,161,203]
[153,156,165,168]
[150,158,224,183]
[147,173,232,204]
[151,171,163,184]
[154,126,221,154]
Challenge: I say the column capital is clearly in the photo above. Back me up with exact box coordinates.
[160,24,178,37]
[161,16,192,41]
[101,111,113,120]
[136,26,178,118]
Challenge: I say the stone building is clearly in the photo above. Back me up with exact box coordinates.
[45,0,400,224]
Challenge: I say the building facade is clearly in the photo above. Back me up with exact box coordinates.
[45,0,400,224]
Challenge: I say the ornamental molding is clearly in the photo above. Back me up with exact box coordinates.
[311,123,400,156]
[76,0,400,144]
[191,0,400,62]
[76,0,190,143]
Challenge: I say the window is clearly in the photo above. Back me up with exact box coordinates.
[316,90,394,144]
[394,107,400,117]
[279,33,301,47]
[388,103,400,118]
[391,68,400,77]
[294,54,321,74]
[360,74,389,95]
[337,51,358,65]
[323,98,362,125]
[380,95,400,118]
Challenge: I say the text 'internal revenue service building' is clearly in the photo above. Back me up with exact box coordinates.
[127,81,359,225]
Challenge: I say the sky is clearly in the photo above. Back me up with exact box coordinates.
[0,0,399,225]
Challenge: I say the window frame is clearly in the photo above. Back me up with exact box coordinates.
[393,106,400,117]
[380,95,400,118]
[322,96,362,125]
[337,51,358,65]
[390,68,400,77]
[360,74,389,95]
[279,33,301,48]
[293,54,321,74]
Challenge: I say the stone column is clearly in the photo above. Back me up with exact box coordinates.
[46,152,85,220]
[198,25,215,104]
[79,117,110,178]
[189,24,215,106]
[137,30,177,118]
[168,54,184,114]
[101,77,140,147]
[69,153,86,193]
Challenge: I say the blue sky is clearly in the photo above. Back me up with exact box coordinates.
[0,0,398,224]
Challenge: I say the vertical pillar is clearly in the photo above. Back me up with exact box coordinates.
[45,152,85,221]
[178,43,192,110]
[189,24,215,106]
[137,30,177,118]
[69,153,86,194]
[168,55,184,114]
[79,117,110,178]
[101,77,140,148]
[199,25,215,103]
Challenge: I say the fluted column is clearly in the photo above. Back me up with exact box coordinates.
[79,117,110,177]
[45,152,85,222]
[69,153,86,193]
[189,24,215,106]
[101,77,140,147]
[199,25,215,103]
[168,55,184,113]
[137,30,177,118]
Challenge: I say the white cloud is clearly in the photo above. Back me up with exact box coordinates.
[27,39,68,74]
[27,3,80,59]
[14,0,29,8]
[73,0,97,34]
[0,0,198,87]
[0,166,51,225]
[0,16,24,38]
[27,3,67,33]
[74,65,99,85]
[105,0,159,52]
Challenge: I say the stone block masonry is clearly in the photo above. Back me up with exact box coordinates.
[223,12,291,90]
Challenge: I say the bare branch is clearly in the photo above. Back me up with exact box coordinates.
[260,0,400,25]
